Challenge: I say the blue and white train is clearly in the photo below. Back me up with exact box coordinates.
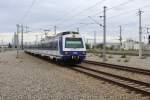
[25,31,86,64]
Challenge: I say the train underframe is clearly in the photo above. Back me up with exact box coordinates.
[60,55,86,64]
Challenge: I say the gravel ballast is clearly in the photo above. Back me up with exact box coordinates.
[0,51,149,100]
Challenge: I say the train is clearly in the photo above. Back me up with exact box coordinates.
[24,31,86,64]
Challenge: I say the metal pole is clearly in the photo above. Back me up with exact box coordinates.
[41,36,42,44]
[94,31,96,49]
[35,35,38,45]
[54,26,57,35]
[149,35,150,44]
[1,39,4,52]
[77,27,80,33]
[16,24,20,57]
[147,28,149,34]
[103,6,107,62]
[21,24,24,50]
[25,26,28,33]
[146,28,150,44]
[138,9,142,58]
[119,26,122,50]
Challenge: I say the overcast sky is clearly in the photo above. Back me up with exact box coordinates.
[0,0,150,44]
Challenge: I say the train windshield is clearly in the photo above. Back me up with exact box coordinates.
[65,38,84,48]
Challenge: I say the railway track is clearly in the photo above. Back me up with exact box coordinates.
[70,65,150,96]
[26,52,150,96]
[84,60,150,76]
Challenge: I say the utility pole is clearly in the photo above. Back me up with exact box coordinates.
[77,27,80,33]
[35,35,38,46]
[21,24,24,50]
[119,26,122,50]
[146,27,150,44]
[149,35,150,44]
[40,36,43,44]
[54,26,57,35]
[16,24,20,57]
[94,31,96,49]
[138,9,143,58]
[25,26,29,33]
[44,30,50,38]
[147,27,150,34]
[88,6,107,61]
[144,36,146,43]
[1,39,4,52]
[103,6,107,62]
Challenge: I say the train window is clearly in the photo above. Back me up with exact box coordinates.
[54,41,58,50]
[48,41,58,50]
[53,41,58,50]
[65,38,83,48]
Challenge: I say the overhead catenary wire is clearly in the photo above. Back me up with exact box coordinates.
[107,4,150,21]
[65,0,134,25]
[106,4,150,28]
[20,0,37,23]
[55,0,107,26]
[69,1,150,32]
[61,0,135,31]
[54,0,99,23]
[19,0,106,33]
[68,3,148,43]
[22,0,135,33]
[21,0,149,37]
[108,0,134,11]
[89,0,135,17]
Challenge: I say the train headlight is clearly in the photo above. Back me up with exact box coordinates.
[64,51,68,55]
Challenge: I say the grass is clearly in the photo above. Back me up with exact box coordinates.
[121,54,126,58]
[99,54,103,58]
[124,59,129,62]
[117,59,121,62]
[140,56,147,59]
[108,55,113,59]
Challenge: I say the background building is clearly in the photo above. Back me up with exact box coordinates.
[122,39,145,50]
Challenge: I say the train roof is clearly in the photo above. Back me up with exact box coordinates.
[41,31,80,42]
[56,31,79,36]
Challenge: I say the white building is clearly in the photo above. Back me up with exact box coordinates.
[106,43,120,50]
[122,39,145,50]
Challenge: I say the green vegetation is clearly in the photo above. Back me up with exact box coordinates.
[124,59,129,62]
[8,43,12,48]
[117,59,121,62]
[108,55,113,59]
[85,44,90,49]
[99,54,103,58]
[121,54,126,58]
[141,56,147,59]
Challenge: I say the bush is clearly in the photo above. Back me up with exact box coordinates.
[141,56,147,59]
[117,59,121,62]
[86,44,90,49]
[99,54,103,58]
[124,59,129,62]
[121,54,126,58]
[108,55,113,59]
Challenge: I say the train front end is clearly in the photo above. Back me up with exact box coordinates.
[61,32,86,64]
